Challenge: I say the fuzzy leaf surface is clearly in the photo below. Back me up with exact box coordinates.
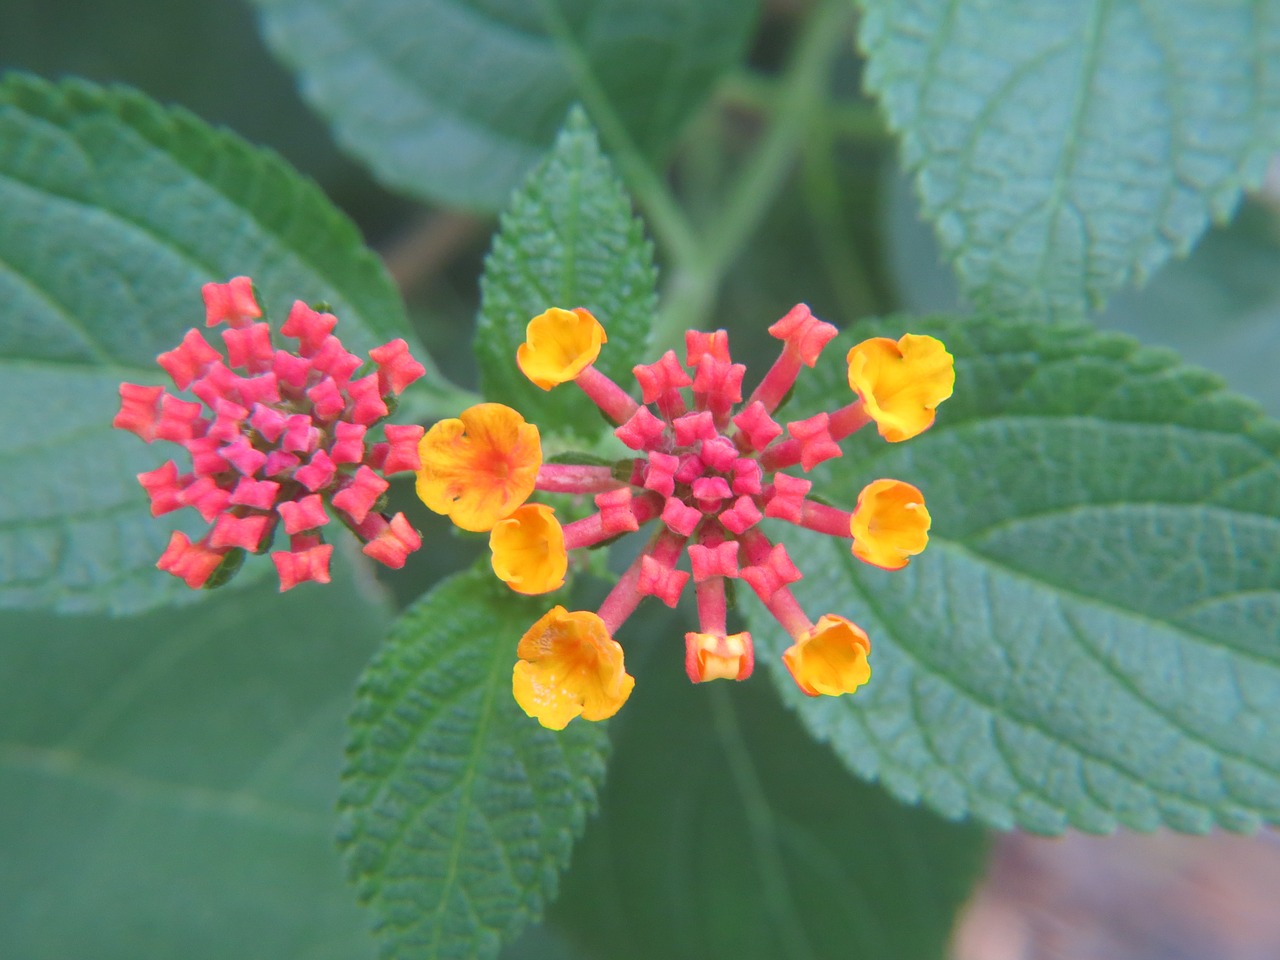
[245,0,757,210]
[553,643,986,960]
[0,75,411,614]
[858,0,1280,320]
[340,567,610,960]
[0,554,389,959]
[475,109,656,440]
[752,318,1280,833]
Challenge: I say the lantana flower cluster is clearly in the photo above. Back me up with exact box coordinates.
[415,305,954,729]
[114,277,427,591]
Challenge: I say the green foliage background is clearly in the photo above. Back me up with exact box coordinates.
[2,0,1279,958]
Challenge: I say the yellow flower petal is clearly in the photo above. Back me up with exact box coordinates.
[516,307,608,391]
[513,606,635,729]
[490,503,568,595]
[849,478,930,571]
[684,631,754,682]
[782,614,871,697]
[415,403,541,532]
[847,334,954,442]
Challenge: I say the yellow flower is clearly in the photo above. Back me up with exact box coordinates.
[846,334,954,442]
[782,614,871,697]
[517,307,608,390]
[490,503,568,595]
[513,606,635,729]
[415,403,541,532]
[849,479,930,571]
[684,631,754,682]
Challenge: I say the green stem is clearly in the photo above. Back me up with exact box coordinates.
[799,120,884,319]
[652,0,855,349]
[535,0,701,268]
[719,73,890,145]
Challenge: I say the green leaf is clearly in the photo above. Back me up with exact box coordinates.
[340,566,610,960]
[475,109,657,440]
[857,0,1280,321]
[750,318,1280,834]
[553,638,987,960]
[244,0,758,211]
[0,551,390,959]
[0,74,412,614]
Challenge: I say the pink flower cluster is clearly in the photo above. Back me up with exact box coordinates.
[114,277,426,591]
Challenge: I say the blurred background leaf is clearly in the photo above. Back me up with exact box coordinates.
[856,0,1280,322]
[242,0,760,211]
[0,551,389,960]
[551,628,987,960]
[754,319,1280,834]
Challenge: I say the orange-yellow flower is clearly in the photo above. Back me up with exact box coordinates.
[415,403,541,532]
[782,614,871,697]
[490,503,567,595]
[849,479,930,571]
[846,334,954,442]
[513,606,635,729]
[684,631,754,682]
[517,307,608,390]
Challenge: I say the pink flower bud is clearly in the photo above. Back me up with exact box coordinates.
[294,449,336,492]
[741,542,802,601]
[732,401,783,451]
[331,466,389,525]
[153,394,205,443]
[210,512,271,551]
[306,377,346,421]
[202,277,261,329]
[157,329,221,389]
[157,531,226,588]
[137,461,190,516]
[614,406,666,450]
[641,452,678,497]
[179,476,232,523]
[595,487,640,536]
[272,349,313,391]
[263,449,301,478]
[689,539,739,580]
[330,420,367,464]
[764,473,811,523]
[685,329,731,366]
[310,336,363,382]
[768,303,837,367]
[638,553,690,607]
[272,541,334,591]
[281,301,337,355]
[229,477,280,510]
[661,498,701,537]
[277,493,329,534]
[380,424,424,473]
[720,495,763,535]
[361,512,421,569]
[672,411,716,446]
[222,322,275,373]
[369,338,427,395]
[788,413,841,471]
[346,374,389,425]
[114,383,165,441]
